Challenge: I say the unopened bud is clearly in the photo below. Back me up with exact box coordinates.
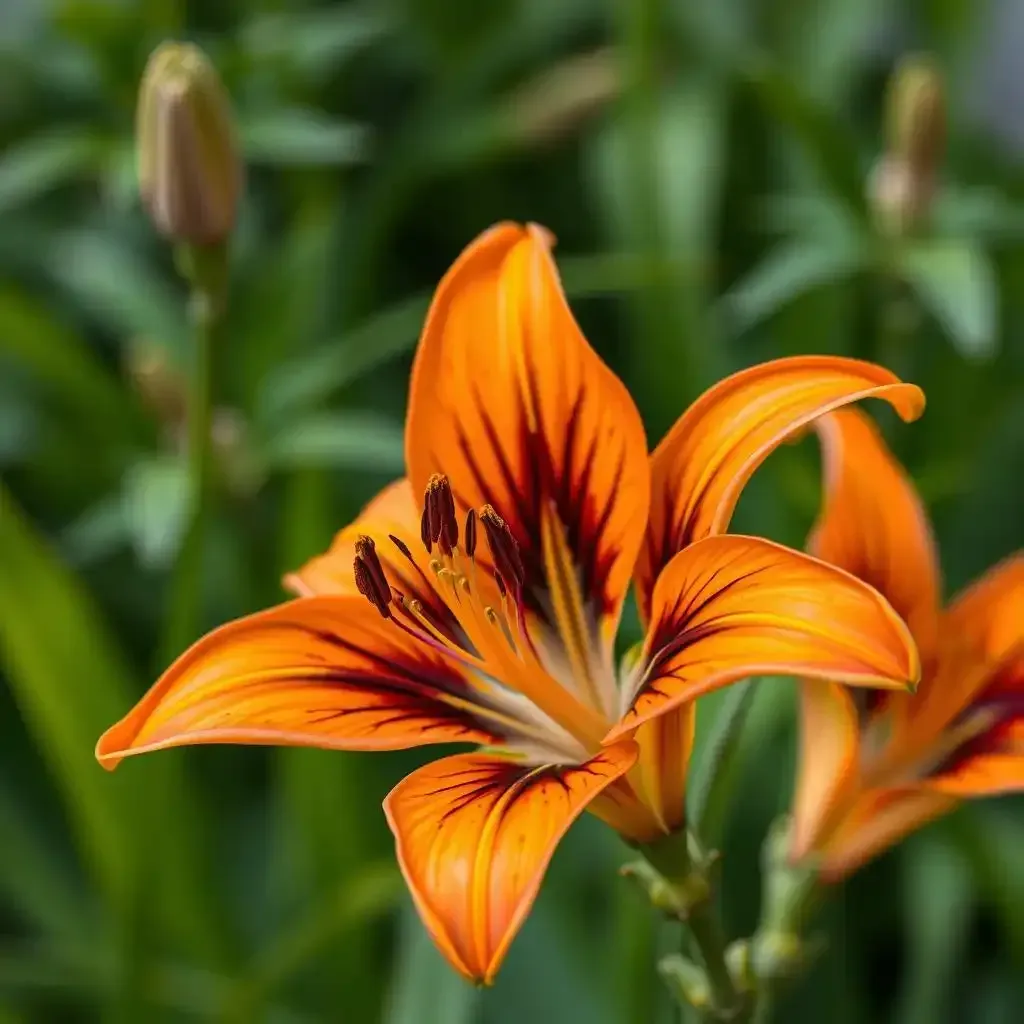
[868,154,932,237]
[509,49,621,145]
[886,55,946,183]
[137,42,242,246]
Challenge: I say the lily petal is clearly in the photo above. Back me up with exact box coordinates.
[814,787,956,881]
[911,554,1024,739]
[96,597,507,768]
[791,681,860,861]
[636,356,925,623]
[612,535,919,739]
[946,553,1024,667]
[405,223,649,697]
[927,655,1024,796]
[383,741,638,983]
[633,709,695,835]
[810,409,940,661]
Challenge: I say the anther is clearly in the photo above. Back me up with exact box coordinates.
[480,504,524,594]
[353,535,392,618]
[423,474,459,556]
[464,508,478,559]
[389,534,414,562]
[420,507,432,554]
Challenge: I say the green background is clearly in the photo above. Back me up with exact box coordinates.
[1,0,1022,1021]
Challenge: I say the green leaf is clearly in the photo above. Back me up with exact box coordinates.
[742,58,868,219]
[241,7,391,80]
[221,862,402,1023]
[895,834,974,1024]
[0,483,143,909]
[0,382,36,465]
[47,231,188,357]
[900,240,998,359]
[242,110,371,166]
[258,294,429,425]
[263,411,405,473]
[0,483,226,963]
[933,187,1024,243]
[0,286,136,436]
[0,783,92,939]
[720,237,866,338]
[690,678,796,845]
[122,457,191,569]
[61,495,130,565]
[688,679,759,844]
[949,806,1024,961]
[385,902,480,1024]
[0,129,103,215]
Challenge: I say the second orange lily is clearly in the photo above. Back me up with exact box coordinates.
[97,223,922,982]
[791,408,1023,879]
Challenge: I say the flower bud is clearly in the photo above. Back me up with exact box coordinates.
[136,42,242,246]
[870,57,946,236]
[885,55,946,184]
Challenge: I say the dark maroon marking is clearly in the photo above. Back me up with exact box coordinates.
[279,625,501,739]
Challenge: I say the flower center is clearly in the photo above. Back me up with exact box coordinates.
[353,474,611,753]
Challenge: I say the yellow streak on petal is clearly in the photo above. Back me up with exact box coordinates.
[540,500,610,717]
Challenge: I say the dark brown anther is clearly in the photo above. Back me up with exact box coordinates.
[389,534,414,563]
[420,506,432,554]
[464,508,478,559]
[423,473,459,556]
[493,569,507,599]
[480,504,524,595]
[353,535,392,619]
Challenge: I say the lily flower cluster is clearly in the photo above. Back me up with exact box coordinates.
[97,223,1019,988]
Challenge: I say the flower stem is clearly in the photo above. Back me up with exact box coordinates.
[750,993,775,1024]
[687,896,742,1019]
[634,831,747,1022]
[159,244,227,666]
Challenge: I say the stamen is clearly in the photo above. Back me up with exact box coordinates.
[464,508,478,559]
[485,605,518,650]
[423,474,459,556]
[480,504,524,595]
[388,534,414,561]
[420,507,432,554]
[353,535,392,619]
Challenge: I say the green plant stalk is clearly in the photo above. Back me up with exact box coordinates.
[160,246,226,666]
[750,994,775,1024]
[746,818,823,1024]
[687,897,741,1018]
[640,831,746,1022]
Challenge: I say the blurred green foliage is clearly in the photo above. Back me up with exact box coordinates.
[1,0,1022,1021]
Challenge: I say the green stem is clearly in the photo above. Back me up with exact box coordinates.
[639,832,746,1022]
[159,245,226,666]
[750,993,775,1024]
[687,899,742,1020]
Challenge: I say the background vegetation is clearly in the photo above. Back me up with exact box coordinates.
[1,0,1022,1021]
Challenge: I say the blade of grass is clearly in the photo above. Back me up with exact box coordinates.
[385,902,480,1024]
[219,862,402,1023]
[0,484,229,968]
[0,784,94,940]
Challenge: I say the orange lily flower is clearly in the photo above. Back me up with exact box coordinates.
[790,407,1024,880]
[97,224,923,983]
